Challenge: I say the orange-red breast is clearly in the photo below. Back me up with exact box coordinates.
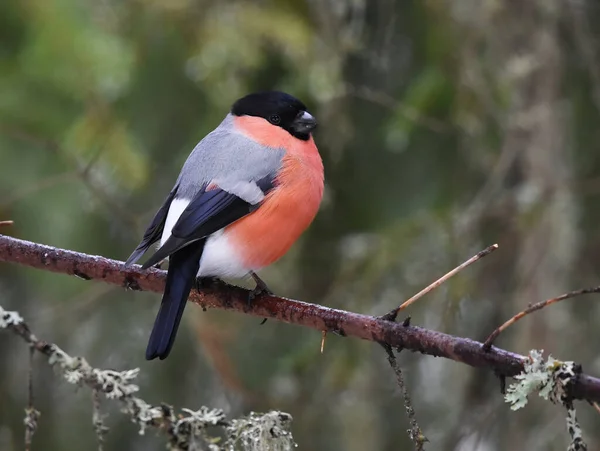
[126,91,324,360]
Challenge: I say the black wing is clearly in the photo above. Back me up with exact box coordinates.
[125,185,179,266]
[140,175,275,269]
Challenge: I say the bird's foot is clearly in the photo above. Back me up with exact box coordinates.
[248,283,274,301]
[249,272,273,326]
[195,276,223,292]
[248,272,274,303]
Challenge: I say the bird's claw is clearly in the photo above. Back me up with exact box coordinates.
[249,284,272,324]
[248,271,273,304]
[248,284,273,305]
[195,276,222,292]
[248,272,273,326]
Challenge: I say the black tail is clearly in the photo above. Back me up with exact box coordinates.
[145,240,206,360]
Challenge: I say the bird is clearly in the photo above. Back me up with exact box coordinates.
[125,91,324,361]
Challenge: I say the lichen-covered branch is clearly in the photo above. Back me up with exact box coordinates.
[2,234,600,404]
[505,350,588,451]
[0,305,295,451]
[24,346,39,451]
[381,344,428,450]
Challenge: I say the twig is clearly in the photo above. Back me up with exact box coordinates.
[381,344,428,450]
[1,234,600,404]
[381,244,499,321]
[0,220,14,227]
[320,330,327,354]
[24,346,39,451]
[483,287,600,350]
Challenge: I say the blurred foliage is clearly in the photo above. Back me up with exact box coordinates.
[3,0,600,450]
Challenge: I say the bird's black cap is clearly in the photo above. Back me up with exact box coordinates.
[231,91,316,140]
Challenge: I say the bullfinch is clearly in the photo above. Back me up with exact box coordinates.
[125,91,324,360]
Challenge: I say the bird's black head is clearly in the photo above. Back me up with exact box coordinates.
[231,91,317,141]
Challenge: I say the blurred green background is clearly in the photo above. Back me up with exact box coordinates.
[2,0,600,449]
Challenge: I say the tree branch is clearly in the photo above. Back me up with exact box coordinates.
[2,234,600,404]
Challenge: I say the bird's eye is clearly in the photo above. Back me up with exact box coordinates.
[269,114,281,125]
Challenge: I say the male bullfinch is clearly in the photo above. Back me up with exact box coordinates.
[126,91,324,360]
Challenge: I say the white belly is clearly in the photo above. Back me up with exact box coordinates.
[161,198,249,278]
[197,230,250,278]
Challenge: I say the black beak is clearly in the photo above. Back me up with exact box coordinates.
[291,111,317,133]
